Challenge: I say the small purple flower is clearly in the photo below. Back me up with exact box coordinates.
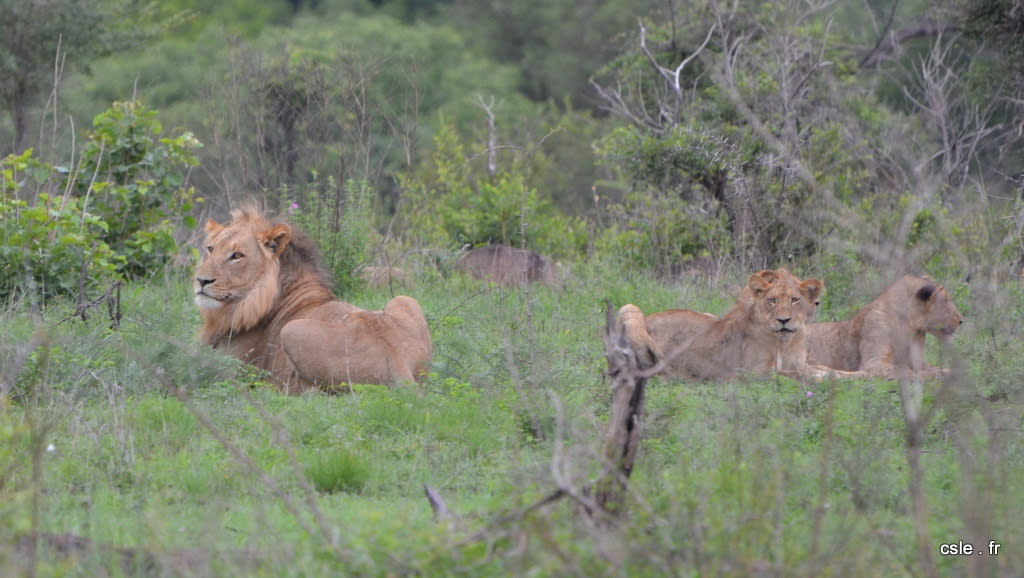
[288,202,299,214]
[806,391,814,398]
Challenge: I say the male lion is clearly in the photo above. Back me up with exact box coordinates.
[193,207,432,393]
[806,275,962,379]
[627,269,854,381]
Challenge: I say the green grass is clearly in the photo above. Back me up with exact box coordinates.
[1,263,1022,576]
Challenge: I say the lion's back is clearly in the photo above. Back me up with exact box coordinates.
[806,320,859,371]
[807,275,962,374]
[281,294,432,388]
[645,309,719,377]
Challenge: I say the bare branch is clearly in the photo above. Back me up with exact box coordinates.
[859,19,960,70]
[474,94,498,178]
[593,20,716,133]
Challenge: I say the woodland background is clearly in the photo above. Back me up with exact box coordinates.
[3,0,1024,288]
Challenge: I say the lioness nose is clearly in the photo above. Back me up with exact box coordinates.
[196,276,215,288]
[777,316,791,325]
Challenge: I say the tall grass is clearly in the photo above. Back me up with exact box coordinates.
[1,261,1022,576]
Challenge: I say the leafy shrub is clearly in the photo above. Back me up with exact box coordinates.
[592,188,732,272]
[77,101,202,278]
[0,151,123,303]
[0,101,202,304]
[401,123,587,260]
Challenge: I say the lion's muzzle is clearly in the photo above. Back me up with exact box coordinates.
[194,291,226,309]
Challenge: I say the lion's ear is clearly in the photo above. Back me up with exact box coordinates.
[753,269,779,283]
[747,272,772,296]
[801,278,824,304]
[260,224,292,256]
[205,219,225,237]
[916,284,938,302]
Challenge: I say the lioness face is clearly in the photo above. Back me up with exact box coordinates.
[919,283,963,339]
[748,271,822,337]
[194,216,292,310]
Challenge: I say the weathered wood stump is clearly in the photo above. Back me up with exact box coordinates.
[592,301,656,517]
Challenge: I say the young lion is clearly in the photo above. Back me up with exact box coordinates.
[630,269,849,381]
[806,275,962,379]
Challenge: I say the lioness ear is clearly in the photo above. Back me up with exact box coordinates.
[916,284,938,302]
[753,269,780,283]
[205,219,225,237]
[801,278,824,304]
[260,224,292,256]
[747,272,772,296]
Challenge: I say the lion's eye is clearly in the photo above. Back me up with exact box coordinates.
[230,252,244,261]
[767,297,777,305]
[205,246,214,254]
[791,297,800,304]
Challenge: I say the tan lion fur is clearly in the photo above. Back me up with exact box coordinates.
[194,206,432,393]
[806,275,962,379]
[626,269,859,381]
[615,304,662,370]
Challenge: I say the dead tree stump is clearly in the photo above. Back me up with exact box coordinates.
[593,301,654,517]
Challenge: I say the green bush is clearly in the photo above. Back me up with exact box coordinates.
[77,101,202,278]
[0,150,123,303]
[401,123,587,259]
[593,188,732,272]
[0,102,202,304]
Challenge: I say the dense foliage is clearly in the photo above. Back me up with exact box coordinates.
[0,102,200,303]
[0,0,1019,276]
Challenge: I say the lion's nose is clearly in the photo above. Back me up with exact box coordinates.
[777,316,791,325]
[196,276,215,288]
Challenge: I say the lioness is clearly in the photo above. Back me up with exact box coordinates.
[806,275,962,379]
[194,207,433,393]
[633,269,854,381]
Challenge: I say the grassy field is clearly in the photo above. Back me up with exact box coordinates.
[1,262,1023,576]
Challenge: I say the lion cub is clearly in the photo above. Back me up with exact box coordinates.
[621,269,853,381]
[806,275,962,379]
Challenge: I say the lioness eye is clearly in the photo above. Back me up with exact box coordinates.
[792,297,800,304]
[205,246,214,254]
[230,251,244,261]
[767,297,777,305]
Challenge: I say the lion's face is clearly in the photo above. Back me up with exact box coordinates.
[747,269,822,337]
[916,282,962,339]
[194,214,292,312]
